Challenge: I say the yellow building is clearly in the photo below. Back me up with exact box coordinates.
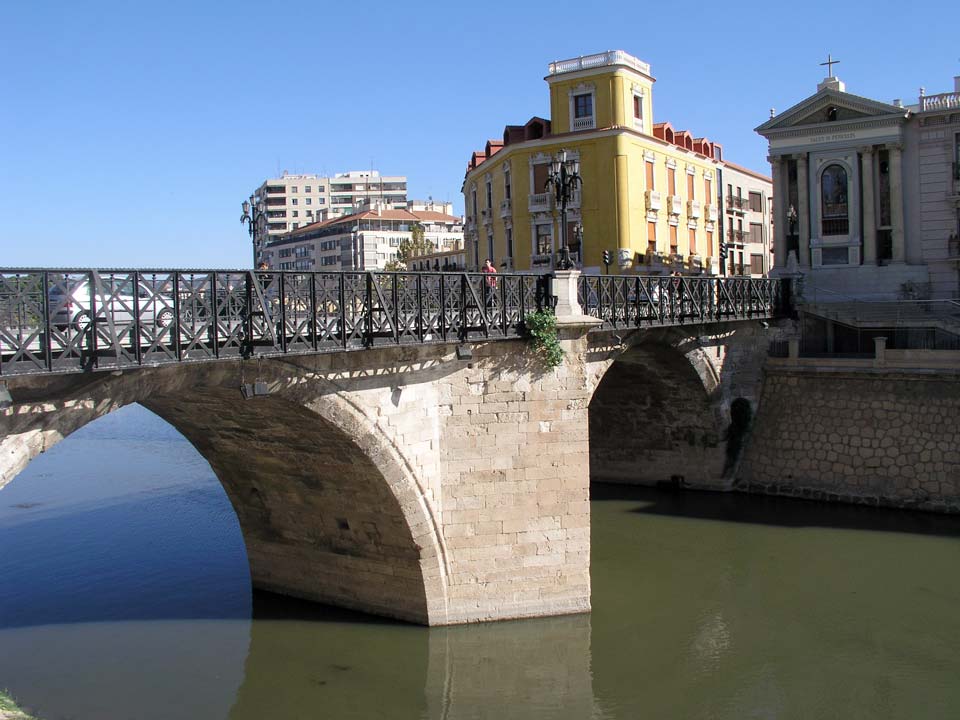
[462,50,729,275]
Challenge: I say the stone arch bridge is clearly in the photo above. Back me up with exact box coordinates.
[0,268,789,625]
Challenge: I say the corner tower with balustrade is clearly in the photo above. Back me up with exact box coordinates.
[461,50,771,279]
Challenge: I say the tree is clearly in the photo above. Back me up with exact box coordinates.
[397,223,432,263]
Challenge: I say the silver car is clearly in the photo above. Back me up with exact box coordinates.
[49,278,175,331]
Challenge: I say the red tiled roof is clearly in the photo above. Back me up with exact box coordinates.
[289,207,461,236]
[410,210,462,223]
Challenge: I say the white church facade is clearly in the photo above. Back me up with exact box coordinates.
[756,70,960,300]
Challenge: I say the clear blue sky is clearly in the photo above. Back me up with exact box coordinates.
[2,0,956,268]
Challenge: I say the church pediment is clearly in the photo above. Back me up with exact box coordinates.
[791,101,872,126]
[756,88,907,135]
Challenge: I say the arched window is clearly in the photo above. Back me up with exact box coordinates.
[821,164,849,235]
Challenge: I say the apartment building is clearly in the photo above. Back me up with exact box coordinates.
[718,162,774,277]
[248,170,408,264]
[461,50,772,276]
[261,200,463,272]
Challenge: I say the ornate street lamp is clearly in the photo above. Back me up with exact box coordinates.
[241,195,268,266]
[545,150,582,270]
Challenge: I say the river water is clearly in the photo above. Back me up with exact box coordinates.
[1,404,958,720]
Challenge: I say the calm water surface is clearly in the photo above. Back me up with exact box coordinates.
[1,405,958,719]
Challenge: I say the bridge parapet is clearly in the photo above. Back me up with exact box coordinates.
[578,274,789,329]
[0,268,788,377]
[0,269,549,377]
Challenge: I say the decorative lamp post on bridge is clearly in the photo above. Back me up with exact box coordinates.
[545,150,582,271]
[241,196,268,267]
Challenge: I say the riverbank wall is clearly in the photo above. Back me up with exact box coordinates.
[737,361,960,513]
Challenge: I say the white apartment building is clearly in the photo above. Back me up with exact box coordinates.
[248,170,408,264]
[718,161,774,277]
[261,200,464,272]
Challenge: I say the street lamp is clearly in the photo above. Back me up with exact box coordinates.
[545,150,582,270]
[241,196,268,266]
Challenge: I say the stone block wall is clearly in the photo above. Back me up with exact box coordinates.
[738,367,960,511]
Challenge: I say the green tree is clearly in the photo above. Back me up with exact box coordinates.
[398,223,432,263]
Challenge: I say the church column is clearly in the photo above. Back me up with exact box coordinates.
[796,153,811,267]
[769,155,786,270]
[889,143,905,263]
[860,146,877,265]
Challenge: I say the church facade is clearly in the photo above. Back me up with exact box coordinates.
[756,72,960,299]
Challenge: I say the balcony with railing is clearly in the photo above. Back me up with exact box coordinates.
[726,195,748,213]
[667,195,682,216]
[572,116,595,131]
[567,190,582,209]
[548,50,651,78]
[645,189,662,212]
[481,208,493,224]
[727,229,745,244]
[687,200,701,219]
[705,204,718,222]
[529,192,552,212]
[921,92,960,111]
[530,253,553,268]
[500,199,512,218]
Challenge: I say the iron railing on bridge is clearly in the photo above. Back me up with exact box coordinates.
[578,275,787,329]
[0,269,550,376]
[0,269,789,376]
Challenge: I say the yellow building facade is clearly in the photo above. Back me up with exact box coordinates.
[462,50,726,275]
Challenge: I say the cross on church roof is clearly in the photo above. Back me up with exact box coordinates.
[820,53,840,77]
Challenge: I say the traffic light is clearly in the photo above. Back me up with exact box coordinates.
[719,241,728,260]
[602,249,612,266]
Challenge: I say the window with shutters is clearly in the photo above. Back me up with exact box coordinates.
[645,161,655,190]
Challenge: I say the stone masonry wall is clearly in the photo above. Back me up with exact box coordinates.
[738,367,960,512]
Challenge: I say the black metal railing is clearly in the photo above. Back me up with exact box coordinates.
[577,275,788,329]
[0,269,549,376]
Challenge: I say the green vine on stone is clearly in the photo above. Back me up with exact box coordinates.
[522,311,564,368]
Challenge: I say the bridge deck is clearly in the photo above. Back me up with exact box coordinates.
[0,269,786,376]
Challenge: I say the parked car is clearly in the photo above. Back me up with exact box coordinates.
[49,278,175,331]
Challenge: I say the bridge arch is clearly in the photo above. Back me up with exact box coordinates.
[587,329,731,488]
[0,362,448,625]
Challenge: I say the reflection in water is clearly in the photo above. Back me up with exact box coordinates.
[1,406,960,719]
[228,595,429,720]
[424,613,601,720]
[227,595,602,720]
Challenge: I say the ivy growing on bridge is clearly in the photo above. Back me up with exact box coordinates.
[522,311,564,369]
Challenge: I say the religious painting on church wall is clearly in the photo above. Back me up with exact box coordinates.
[820,164,849,235]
